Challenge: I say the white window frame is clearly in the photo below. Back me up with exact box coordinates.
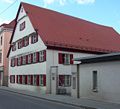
[24,36,29,47]
[22,56,26,65]
[11,58,15,67]
[17,57,21,66]
[33,75,37,86]
[64,54,70,64]
[28,54,32,64]
[27,75,31,85]
[20,21,25,31]
[12,43,16,51]
[39,51,44,62]
[31,33,38,43]
[39,75,44,86]
[22,75,26,84]
[32,53,37,63]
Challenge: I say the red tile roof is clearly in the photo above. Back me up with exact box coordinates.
[0,20,15,29]
[12,2,120,53]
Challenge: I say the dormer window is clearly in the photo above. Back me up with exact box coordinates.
[20,21,25,31]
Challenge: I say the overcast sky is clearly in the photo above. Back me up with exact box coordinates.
[0,0,120,33]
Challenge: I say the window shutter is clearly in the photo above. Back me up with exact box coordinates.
[31,54,33,63]
[43,75,46,86]
[25,75,27,84]
[27,37,29,45]
[59,75,64,86]
[13,75,15,83]
[70,54,73,64]
[16,58,18,66]
[20,56,23,65]
[36,52,39,62]
[58,53,63,64]
[16,75,18,83]
[44,50,46,61]
[26,55,28,64]
[22,39,24,47]
[36,75,39,86]
[20,75,22,84]
[30,75,33,85]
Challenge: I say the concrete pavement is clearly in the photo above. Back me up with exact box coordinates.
[0,86,120,109]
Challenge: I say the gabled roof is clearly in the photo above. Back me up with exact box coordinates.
[10,2,120,54]
[0,20,15,29]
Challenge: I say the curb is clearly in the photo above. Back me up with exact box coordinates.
[0,88,96,109]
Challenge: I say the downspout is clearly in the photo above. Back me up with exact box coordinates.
[77,64,80,98]
[77,61,81,98]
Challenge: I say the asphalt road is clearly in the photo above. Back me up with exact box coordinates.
[0,90,81,109]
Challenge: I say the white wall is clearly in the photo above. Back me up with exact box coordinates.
[79,61,120,104]
[46,49,95,94]
[9,6,47,93]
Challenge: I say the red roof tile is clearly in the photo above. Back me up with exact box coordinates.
[0,20,15,29]
[13,2,120,53]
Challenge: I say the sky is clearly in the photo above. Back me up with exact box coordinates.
[0,0,120,34]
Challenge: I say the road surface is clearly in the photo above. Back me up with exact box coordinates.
[0,90,82,109]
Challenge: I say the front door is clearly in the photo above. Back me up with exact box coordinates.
[50,66,58,94]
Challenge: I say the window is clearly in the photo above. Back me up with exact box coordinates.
[28,54,32,64]
[39,50,46,62]
[20,21,25,31]
[22,75,27,84]
[31,32,38,44]
[12,43,16,51]
[17,57,22,66]
[18,75,22,84]
[39,75,46,86]
[59,75,71,87]
[0,53,2,63]
[22,56,26,65]
[11,58,15,67]
[24,36,29,47]
[58,53,73,64]
[64,54,70,64]
[33,75,39,86]
[93,71,98,92]
[32,52,39,63]
[22,75,26,84]
[27,75,31,85]
[18,39,24,49]
[10,75,15,83]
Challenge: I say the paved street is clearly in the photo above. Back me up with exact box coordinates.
[0,90,81,109]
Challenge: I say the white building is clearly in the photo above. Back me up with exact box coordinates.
[8,2,120,94]
[72,53,120,104]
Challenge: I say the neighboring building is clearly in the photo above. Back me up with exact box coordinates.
[73,53,120,104]
[7,2,120,94]
[0,20,15,86]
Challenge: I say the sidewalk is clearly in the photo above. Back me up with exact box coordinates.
[0,86,120,109]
